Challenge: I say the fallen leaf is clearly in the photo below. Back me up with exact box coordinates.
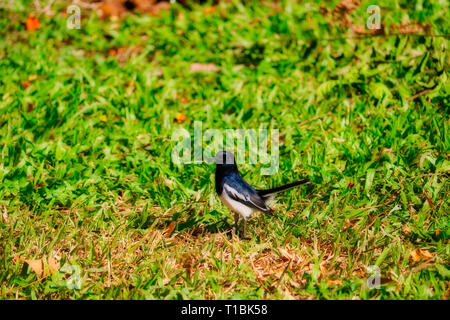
[402,225,411,235]
[391,22,431,35]
[134,0,170,15]
[25,259,45,277]
[27,103,35,112]
[22,80,31,89]
[327,279,343,286]
[48,257,59,274]
[319,5,331,17]
[420,249,434,260]
[25,14,40,31]
[355,268,366,278]
[332,0,361,27]
[190,62,219,73]
[410,249,434,262]
[21,257,60,278]
[319,262,328,276]
[97,1,127,18]
[98,0,170,19]
[100,115,108,122]
[347,182,355,188]
[175,113,186,124]
[410,249,421,262]
[165,221,176,238]
[203,6,217,14]
[109,48,118,56]
[352,24,384,35]
[28,75,38,81]
[109,45,144,64]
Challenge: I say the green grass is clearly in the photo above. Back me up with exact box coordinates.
[0,0,449,299]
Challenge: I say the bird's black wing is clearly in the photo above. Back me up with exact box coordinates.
[223,174,273,214]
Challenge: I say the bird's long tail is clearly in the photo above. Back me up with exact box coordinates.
[256,179,310,198]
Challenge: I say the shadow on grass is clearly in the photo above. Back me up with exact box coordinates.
[176,209,233,235]
[128,206,233,235]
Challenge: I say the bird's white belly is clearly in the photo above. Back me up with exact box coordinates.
[219,192,254,220]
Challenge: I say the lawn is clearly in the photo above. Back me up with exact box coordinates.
[0,0,449,299]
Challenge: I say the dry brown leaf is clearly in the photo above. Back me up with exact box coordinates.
[352,24,384,35]
[189,63,219,73]
[319,262,328,276]
[332,0,361,27]
[203,6,217,14]
[22,257,60,278]
[109,45,144,63]
[97,0,169,19]
[319,5,331,17]
[97,1,129,18]
[134,0,170,14]
[47,257,60,274]
[327,279,343,286]
[410,249,421,262]
[22,75,38,89]
[420,249,434,260]
[334,0,361,14]
[165,221,176,238]
[402,225,411,235]
[22,81,31,89]
[25,259,45,277]
[410,249,434,262]
[391,22,431,35]
[355,268,366,278]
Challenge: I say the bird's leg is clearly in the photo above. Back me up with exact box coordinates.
[234,212,239,236]
[241,218,251,240]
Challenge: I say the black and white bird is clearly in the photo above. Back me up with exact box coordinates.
[215,151,309,239]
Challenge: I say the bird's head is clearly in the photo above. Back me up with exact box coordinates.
[215,151,236,169]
